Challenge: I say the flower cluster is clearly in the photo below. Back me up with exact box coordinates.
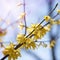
[27,24,50,39]
[3,43,21,60]
[17,34,36,49]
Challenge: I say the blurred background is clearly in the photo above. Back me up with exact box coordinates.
[0,0,60,60]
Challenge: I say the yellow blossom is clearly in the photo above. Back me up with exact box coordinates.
[44,24,51,31]
[50,19,55,24]
[16,34,36,49]
[44,16,51,22]
[17,34,26,44]
[50,40,56,48]
[48,19,60,25]
[24,41,36,49]
[34,28,48,39]
[19,13,26,19]
[18,23,25,30]
[27,24,39,32]
[27,23,50,40]
[25,38,36,49]
[57,10,60,14]
[3,43,21,60]
[56,20,60,24]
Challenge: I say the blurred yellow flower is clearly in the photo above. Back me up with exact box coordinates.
[27,24,38,32]
[18,23,25,30]
[27,23,50,40]
[56,20,60,24]
[33,27,48,39]
[16,34,26,44]
[19,13,26,19]
[50,40,56,48]
[44,16,51,22]
[57,10,60,14]
[16,34,36,49]
[3,43,21,60]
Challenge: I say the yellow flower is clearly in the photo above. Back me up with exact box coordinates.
[3,43,21,60]
[17,34,26,44]
[27,24,38,32]
[44,24,51,31]
[44,16,51,22]
[25,38,36,49]
[27,23,50,40]
[50,19,55,24]
[35,25,49,39]
[16,34,36,49]
[48,19,60,25]
[50,40,56,48]
[56,20,60,24]
[23,41,36,49]
[19,13,26,19]
[34,28,48,39]
[18,23,25,30]
[57,10,60,14]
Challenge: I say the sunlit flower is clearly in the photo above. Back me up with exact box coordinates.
[16,34,36,49]
[44,16,51,22]
[56,20,60,24]
[27,23,50,40]
[27,24,39,32]
[3,43,21,60]
[57,10,60,14]
[18,23,25,30]
[16,34,26,44]
[19,13,26,19]
[50,40,56,48]
[33,27,48,39]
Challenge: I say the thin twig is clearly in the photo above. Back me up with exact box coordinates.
[53,13,59,19]
[23,0,27,35]
[48,3,58,16]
